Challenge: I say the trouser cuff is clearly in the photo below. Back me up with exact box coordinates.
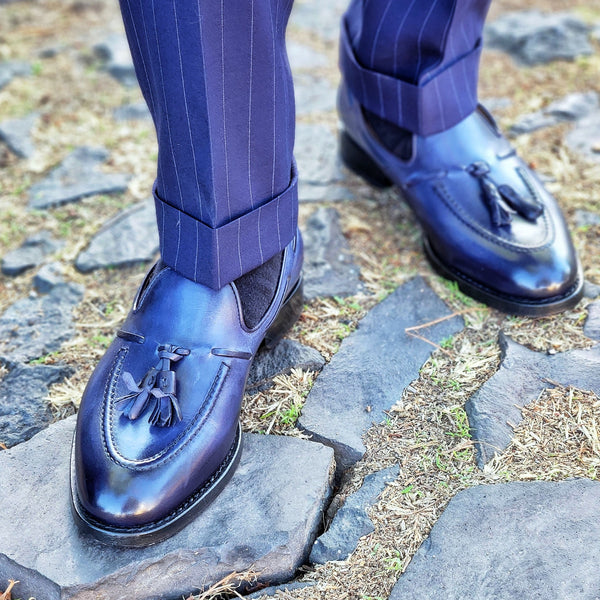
[154,162,298,289]
[339,17,482,136]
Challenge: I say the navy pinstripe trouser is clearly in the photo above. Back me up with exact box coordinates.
[119,0,492,289]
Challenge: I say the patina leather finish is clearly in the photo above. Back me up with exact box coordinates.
[71,232,303,546]
[338,82,582,316]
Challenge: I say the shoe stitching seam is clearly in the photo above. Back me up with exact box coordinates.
[433,180,553,253]
[426,239,582,305]
[104,353,230,470]
[77,426,240,535]
[133,266,168,313]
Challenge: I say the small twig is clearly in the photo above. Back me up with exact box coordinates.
[405,330,450,355]
[404,308,477,334]
[0,580,19,600]
[404,308,484,354]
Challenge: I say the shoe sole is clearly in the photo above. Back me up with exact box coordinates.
[423,236,584,317]
[340,130,584,316]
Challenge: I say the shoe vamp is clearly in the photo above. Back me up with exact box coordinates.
[104,343,247,464]
[408,171,552,249]
[414,110,511,173]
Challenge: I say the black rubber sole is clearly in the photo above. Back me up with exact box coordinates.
[70,423,243,548]
[340,129,584,317]
[340,130,393,189]
[423,237,584,317]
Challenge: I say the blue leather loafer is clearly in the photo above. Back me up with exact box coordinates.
[71,232,303,546]
[338,83,582,316]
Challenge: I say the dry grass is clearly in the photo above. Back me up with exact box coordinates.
[1,0,600,599]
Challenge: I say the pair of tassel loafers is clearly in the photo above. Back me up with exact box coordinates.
[71,87,582,546]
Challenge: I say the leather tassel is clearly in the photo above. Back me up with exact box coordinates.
[468,162,511,228]
[479,177,512,227]
[116,344,190,427]
[498,184,543,222]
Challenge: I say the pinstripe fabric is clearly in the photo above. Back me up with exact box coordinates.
[341,0,492,135]
[119,0,492,288]
[119,0,297,289]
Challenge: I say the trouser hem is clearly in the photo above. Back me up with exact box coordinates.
[154,162,298,290]
[339,17,482,136]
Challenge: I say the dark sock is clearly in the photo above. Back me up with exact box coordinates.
[364,108,413,160]
[234,251,283,329]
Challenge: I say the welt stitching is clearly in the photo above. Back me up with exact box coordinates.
[107,361,230,470]
[438,252,581,304]
[102,347,128,463]
[77,426,240,534]
[433,181,553,252]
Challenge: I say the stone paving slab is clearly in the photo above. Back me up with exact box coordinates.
[465,332,600,468]
[310,465,399,564]
[0,60,30,90]
[1,231,63,276]
[584,300,600,340]
[0,111,38,158]
[28,147,131,210]
[0,282,83,365]
[290,0,346,41]
[566,112,600,163]
[303,207,361,300]
[485,11,592,65]
[298,276,464,474]
[75,198,158,272]
[389,480,600,600]
[509,91,598,136]
[247,338,325,391]
[0,362,72,447]
[0,417,334,600]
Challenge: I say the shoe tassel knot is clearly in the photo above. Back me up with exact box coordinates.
[467,161,543,227]
[116,344,191,427]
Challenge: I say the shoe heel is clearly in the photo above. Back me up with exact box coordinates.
[339,130,393,189]
[263,278,304,350]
